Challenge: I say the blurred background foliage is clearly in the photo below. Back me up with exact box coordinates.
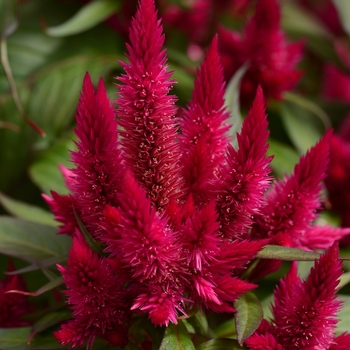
[1,0,350,348]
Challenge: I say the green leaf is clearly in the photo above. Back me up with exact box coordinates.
[283,92,330,130]
[257,245,320,261]
[0,216,71,263]
[29,133,76,195]
[196,339,242,350]
[213,318,236,338]
[0,327,66,349]
[280,101,323,155]
[339,271,350,290]
[0,0,18,38]
[333,0,350,37]
[337,295,350,333]
[29,311,70,339]
[0,327,31,349]
[6,276,63,297]
[46,0,121,37]
[267,139,299,178]
[6,255,67,275]
[0,192,57,227]
[159,320,196,350]
[224,63,248,148]
[234,292,263,345]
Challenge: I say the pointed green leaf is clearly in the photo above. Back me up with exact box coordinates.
[337,295,350,333]
[267,139,299,178]
[6,276,62,297]
[224,63,248,148]
[46,0,121,37]
[280,101,322,155]
[339,272,350,290]
[213,318,236,338]
[159,320,196,350]
[0,216,71,263]
[29,133,76,195]
[234,292,263,345]
[0,327,31,349]
[196,339,242,350]
[257,245,320,261]
[6,255,67,275]
[333,0,350,37]
[30,311,70,338]
[0,192,57,227]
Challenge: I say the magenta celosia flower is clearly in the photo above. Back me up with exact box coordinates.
[214,87,272,239]
[250,131,350,279]
[44,73,123,238]
[322,64,350,103]
[0,261,31,327]
[179,35,231,205]
[219,0,303,106]
[116,0,183,212]
[246,243,350,350]
[55,234,129,349]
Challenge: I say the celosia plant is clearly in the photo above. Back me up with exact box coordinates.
[2,0,350,349]
[40,0,350,348]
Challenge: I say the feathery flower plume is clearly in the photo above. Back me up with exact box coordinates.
[116,0,182,212]
[215,87,272,238]
[0,261,31,327]
[55,234,129,349]
[179,35,231,205]
[251,131,347,249]
[44,73,123,239]
[219,0,303,106]
[247,243,347,350]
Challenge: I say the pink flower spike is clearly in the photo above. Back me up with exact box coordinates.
[246,333,283,350]
[215,87,272,238]
[70,73,123,239]
[55,234,129,349]
[273,243,343,349]
[252,131,333,249]
[116,0,182,211]
[109,170,185,285]
[179,35,231,205]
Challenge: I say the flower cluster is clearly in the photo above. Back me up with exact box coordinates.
[43,0,350,348]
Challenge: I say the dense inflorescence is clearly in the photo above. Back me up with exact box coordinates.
[44,0,350,348]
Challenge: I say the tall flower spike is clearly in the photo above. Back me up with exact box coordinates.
[179,35,231,205]
[105,170,187,326]
[44,73,123,239]
[55,234,129,349]
[215,87,272,238]
[219,0,303,106]
[247,244,347,349]
[251,131,333,249]
[116,0,182,211]
[273,243,343,349]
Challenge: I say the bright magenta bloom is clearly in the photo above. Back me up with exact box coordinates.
[0,261,31,328]
[215,87,272,238]
[116,0,182,212]
[55,235,129,349]
[246,243,350,350]
[44,73,123,239]
[179,35,231,205]
[219,0,303,106]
